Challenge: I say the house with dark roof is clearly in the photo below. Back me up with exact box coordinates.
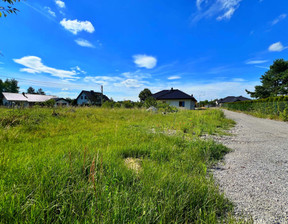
[216,96,251,106]
[152,88,197,110]
[76,90,109,106]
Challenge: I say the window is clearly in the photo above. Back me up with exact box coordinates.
[81,96,83,99]
[179,101,185,107]
[85,96,87,99]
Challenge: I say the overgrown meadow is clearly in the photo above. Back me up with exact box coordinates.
[0,107,238,223]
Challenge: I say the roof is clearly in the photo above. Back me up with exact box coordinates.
[3,92,58,102]
[218,96,251,103]
[152,88,197,102]
[76,90,109,103]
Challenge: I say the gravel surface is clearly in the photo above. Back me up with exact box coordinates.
[212,110,288,224]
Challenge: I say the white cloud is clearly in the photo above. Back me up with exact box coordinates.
[75,39,95,48]
[62,88,69,91]
[84,76,123,85]
[268,42,286,52]
[192,0,242,23]
[133,55,157,69]
[71,66,87,74]
[168,76,181,80]
[13,56,79,80]
[246,60,268,64]
[232,78,245,82]
[270,14,286,26]
[55,0,65,8]
[115,79,147,88]
[45,7,56,17]
[60,19,95,35]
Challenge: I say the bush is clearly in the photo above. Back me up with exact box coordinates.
[223,96,288,120]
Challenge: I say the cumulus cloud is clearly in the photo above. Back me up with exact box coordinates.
[55,0,65,8]
[192,0,242,22]
[84,76,123,85]
[246,60,268,64]
[133,55,157,69]
[13,56,79,80]
[270,14,287,26]
[168,76,181,80]
[75,39,95,48]
[45,7,56,17]
[268,42,286,52]
[60,19,95,35]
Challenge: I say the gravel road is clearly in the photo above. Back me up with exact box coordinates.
[213,110,288,223]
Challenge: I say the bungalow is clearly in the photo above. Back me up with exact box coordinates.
[76,90,109,106]
[152,88,197,110]
[2,92,63,107]
[216,96,250,107]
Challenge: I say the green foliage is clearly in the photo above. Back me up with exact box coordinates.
[223,96,288,121]
[138,88,152,102]
[0,0,20,17]
[42,99,55,107]
[246,59,288,99]
[143,96,157,108]
[0,78,20,104]
[27,86,36,94]
[37,88,45,95]
[0,107,239,223]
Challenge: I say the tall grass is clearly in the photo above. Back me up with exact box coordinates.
[0,107,237,223]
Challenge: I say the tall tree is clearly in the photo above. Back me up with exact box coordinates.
[37,88,45,95]
[0,78,19,104]
[4,78,19,92]
[139,88,152,102]
[27,87,36,94]
[0,0,20,17]
[246,59,288,99]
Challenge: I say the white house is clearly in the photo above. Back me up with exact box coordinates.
[152,88,197,110]
[76,90,109,106]
[2,92,69,107]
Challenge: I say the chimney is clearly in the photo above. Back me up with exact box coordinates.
[171,87,173,91]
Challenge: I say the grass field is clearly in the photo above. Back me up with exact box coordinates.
[0,107,238,223]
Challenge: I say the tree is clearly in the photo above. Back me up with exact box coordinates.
[0,78,19,104]
[0,0,20,17]
[139,88,152,102]
[3,78,19,92]
[37,88,45,95]
[27,87,36,94]
[246,59,288,99]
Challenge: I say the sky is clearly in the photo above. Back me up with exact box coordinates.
[0,0,288,101]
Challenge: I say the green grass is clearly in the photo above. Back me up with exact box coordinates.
[0,107,239,223]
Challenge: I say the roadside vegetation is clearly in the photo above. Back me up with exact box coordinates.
[0,107,241,223]
[223,96,288,121]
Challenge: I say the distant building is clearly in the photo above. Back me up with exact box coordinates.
[2,92,63,107]
[216,96,251,107]
[152,88,197,110]
[76,90,109,106]
[54,98,70,107]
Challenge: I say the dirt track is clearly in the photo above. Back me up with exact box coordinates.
[213,110,288,223]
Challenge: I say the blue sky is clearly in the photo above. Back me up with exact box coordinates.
[0,0,288,101]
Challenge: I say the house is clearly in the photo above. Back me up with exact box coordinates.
[54,98,70,107]
[152,88,197,110]
[76,90,109,106]
[2,92,60,107]
[216,96,251,107]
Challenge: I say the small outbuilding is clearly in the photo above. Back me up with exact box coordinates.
[152,88,197,110]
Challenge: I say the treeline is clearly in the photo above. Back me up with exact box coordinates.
[223,96,288,121]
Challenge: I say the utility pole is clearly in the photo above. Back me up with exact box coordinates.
[101,85,103,106]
